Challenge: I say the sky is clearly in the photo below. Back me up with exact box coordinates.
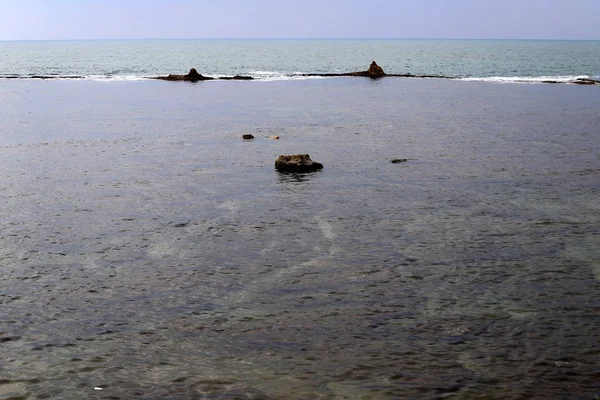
[1,0,599,41]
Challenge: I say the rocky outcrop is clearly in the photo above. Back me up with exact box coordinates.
[154,68,254,82]
[346,61,387,78]
[155,68,214,82]
[275,154,323,173]
[300,61,452,80]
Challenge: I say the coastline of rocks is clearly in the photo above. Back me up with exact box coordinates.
[2,62,598,85]
[153,62,599,85]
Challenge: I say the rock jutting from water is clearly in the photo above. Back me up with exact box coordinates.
[242,134,254,140]
[275,154,323,173]
[300,61,454,80]
[300,61,387,79]
[154,68,254,82]
[347,61,386,78]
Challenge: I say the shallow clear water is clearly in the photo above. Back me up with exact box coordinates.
[0,78,599,399]
[1,39,599,82]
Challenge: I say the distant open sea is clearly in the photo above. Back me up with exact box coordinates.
[1,38,600,82]
[0,39,599,399]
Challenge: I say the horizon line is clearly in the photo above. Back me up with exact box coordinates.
[1,37,599,42]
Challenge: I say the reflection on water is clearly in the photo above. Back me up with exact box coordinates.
[0,79,599,399]
[276,171,321,184]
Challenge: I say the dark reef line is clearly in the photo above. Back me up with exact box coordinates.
[153,62,599,85]
[2,61,599,84]
[152,62,455,82]
[1,75,86,79]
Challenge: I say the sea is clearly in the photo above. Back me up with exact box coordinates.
[0,39,599,399]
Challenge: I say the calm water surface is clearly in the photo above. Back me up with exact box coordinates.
[0,77,599,399]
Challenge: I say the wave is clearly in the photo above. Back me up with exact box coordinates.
[457,75,593,84]
[84,74,147,81]
[247,71,326,81]
[0,74,148,81]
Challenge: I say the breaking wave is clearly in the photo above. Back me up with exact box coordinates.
[457,75,594,84]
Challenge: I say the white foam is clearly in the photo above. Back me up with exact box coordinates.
[458,75,591,84]
[249,70,325,81]
[85,74,147,81]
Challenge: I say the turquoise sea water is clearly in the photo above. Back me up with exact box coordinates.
[0,40,599,399]
[1,38,599,82]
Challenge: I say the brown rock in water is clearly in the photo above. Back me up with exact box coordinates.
[242,134,254,140]
[366,61,385,78]
[275,154,323,173]
[156,68,214,82]
[155,69,254,82]
[300,61,388,79]
[346,61,387,79]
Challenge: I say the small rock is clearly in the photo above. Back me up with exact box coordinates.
[0,336,21,343]
[242,134,254,140]
[275,154,323,173]
[391,158,408,163]
[220,75,254,80]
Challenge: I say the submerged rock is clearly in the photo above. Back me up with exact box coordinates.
[571,78,600,85]
[220,75,254,80]
[275,154,323,173]
[390,158,408,163]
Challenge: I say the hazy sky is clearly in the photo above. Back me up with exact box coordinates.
[1,0,599,40]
